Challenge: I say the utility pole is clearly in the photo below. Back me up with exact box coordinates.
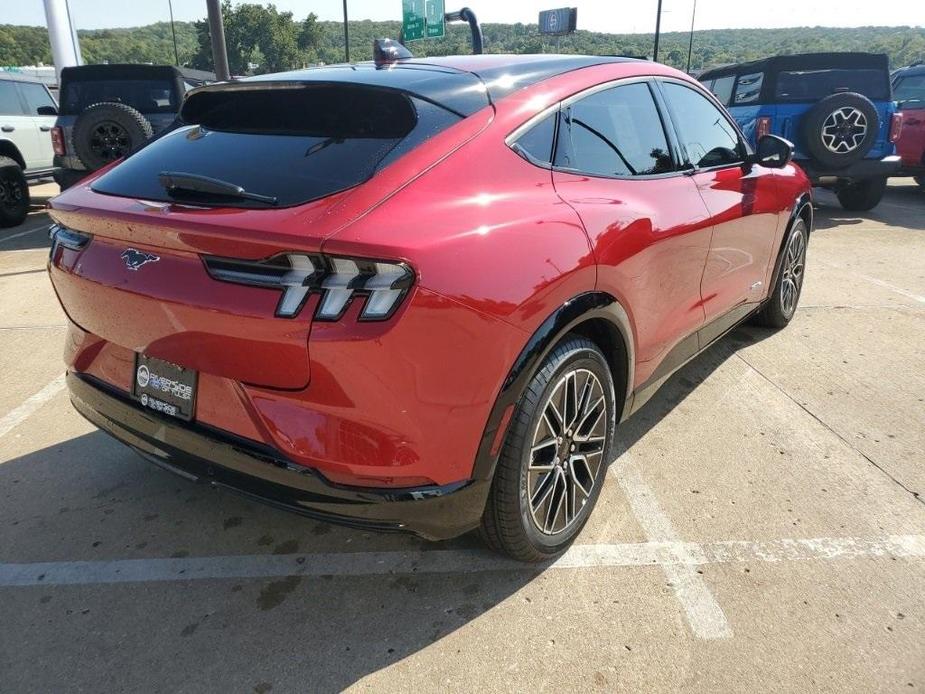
[653,0,663,62]
[343,0,350,63]
[42,0,82,82]
[686,0,697,73]
[168,0,180,66]
[206,0,231,80]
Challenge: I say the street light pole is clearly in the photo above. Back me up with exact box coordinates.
[653,0,663,63]
[206,0,231,80]
[342,0,350,63]
[686,0,697,73]
[168,0,180,66]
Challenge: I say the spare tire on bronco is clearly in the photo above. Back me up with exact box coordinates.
[801,92,880,170]
[72,102,154,171]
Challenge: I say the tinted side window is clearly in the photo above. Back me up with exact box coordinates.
[18,82,56,115]
[733,72,764,104]
[662,82,742,169]
[556,82,673,177]
[0,81,24,116]
[710,75,736,105]
[512,113,556,165]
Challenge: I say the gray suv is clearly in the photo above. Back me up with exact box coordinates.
[0,73,57,227]
[52,64,213,191]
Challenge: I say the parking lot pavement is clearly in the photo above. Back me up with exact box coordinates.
[1,181,923,692]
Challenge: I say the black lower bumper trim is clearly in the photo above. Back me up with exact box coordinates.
[67,372,488,540]
[799,155,901,182]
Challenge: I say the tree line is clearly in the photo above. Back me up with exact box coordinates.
[2,2,924,75]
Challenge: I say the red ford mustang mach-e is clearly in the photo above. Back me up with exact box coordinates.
[47,54,812,561]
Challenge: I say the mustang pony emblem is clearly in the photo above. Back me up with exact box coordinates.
[121,248,160,271]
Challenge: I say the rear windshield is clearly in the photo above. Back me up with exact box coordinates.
[775,69,890,102]
[60,78,179,115]
[894,74,925,107]
[90,85,460,208]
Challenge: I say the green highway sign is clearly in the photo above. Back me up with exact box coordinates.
[402,0,445,41]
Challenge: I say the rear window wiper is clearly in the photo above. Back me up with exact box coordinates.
[158,171,278,205]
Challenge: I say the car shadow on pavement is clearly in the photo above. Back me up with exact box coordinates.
[812,183,925,232]
[0,210,54,251]
[0,427,541,691]
[612,324,775,456]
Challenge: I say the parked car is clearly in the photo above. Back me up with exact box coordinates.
[0,72,58,227]
[47,54,811,561]
[891,62,925,189]
[699,52,902,211]
[52,64,214,190]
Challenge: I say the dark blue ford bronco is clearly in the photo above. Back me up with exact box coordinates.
[699,52,902,211]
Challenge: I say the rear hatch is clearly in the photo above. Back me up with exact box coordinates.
[49,68,487,390]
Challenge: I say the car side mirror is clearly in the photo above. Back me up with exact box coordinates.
[754,134,793,169]
[37,105,58,116]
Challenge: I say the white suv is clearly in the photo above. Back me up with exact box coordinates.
[0,74,57,228]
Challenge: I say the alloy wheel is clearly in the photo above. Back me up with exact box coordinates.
[820,107,867,154]
[527,368,608,535]
[0,178,23,207]
[89,121,131,161]
[780,227,806,318]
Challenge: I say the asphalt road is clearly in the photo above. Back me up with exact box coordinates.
[1,181,923,693]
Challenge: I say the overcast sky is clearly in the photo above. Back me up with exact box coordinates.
[8,0,924,34]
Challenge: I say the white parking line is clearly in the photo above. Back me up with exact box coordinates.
[611,454,733,639]
[854,273,925,304]
[816,260,925,304]
[0,534,921,588]
[0,223,50,245]
[0,375,66,440]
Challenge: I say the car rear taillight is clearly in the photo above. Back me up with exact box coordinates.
[204,253,414,321]
[889,112,903,143]
[48,224,91,254]
[51,126,66,156]
[756,116,772,139]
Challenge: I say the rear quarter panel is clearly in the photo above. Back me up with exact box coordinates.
[897,105,925,170]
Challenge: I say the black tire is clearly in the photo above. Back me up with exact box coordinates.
[753,217,808,329]
[801,92,879,170]
[480,335,616,562]
[836,176,888,211]
[0,156,30,228]
[914,175,925,191]
[72,101,153,171]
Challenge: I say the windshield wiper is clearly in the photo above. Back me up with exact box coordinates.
[158,171,278,205]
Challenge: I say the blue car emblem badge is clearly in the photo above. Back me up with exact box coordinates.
[121,248,160,271]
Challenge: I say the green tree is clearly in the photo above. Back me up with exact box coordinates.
[190,2,311,74]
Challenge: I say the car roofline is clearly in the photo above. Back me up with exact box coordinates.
[185,54,641,118]
[699,52,890,81]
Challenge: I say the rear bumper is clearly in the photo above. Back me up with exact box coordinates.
[67,371,488,540]
[799,155,901,183]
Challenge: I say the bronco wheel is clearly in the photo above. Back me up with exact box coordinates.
[801,92,878,170]
[753,217,808,329]
[72,102,153,171]
[0,156,30,228]
[836,176,887,211]
[480,335,615,562]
